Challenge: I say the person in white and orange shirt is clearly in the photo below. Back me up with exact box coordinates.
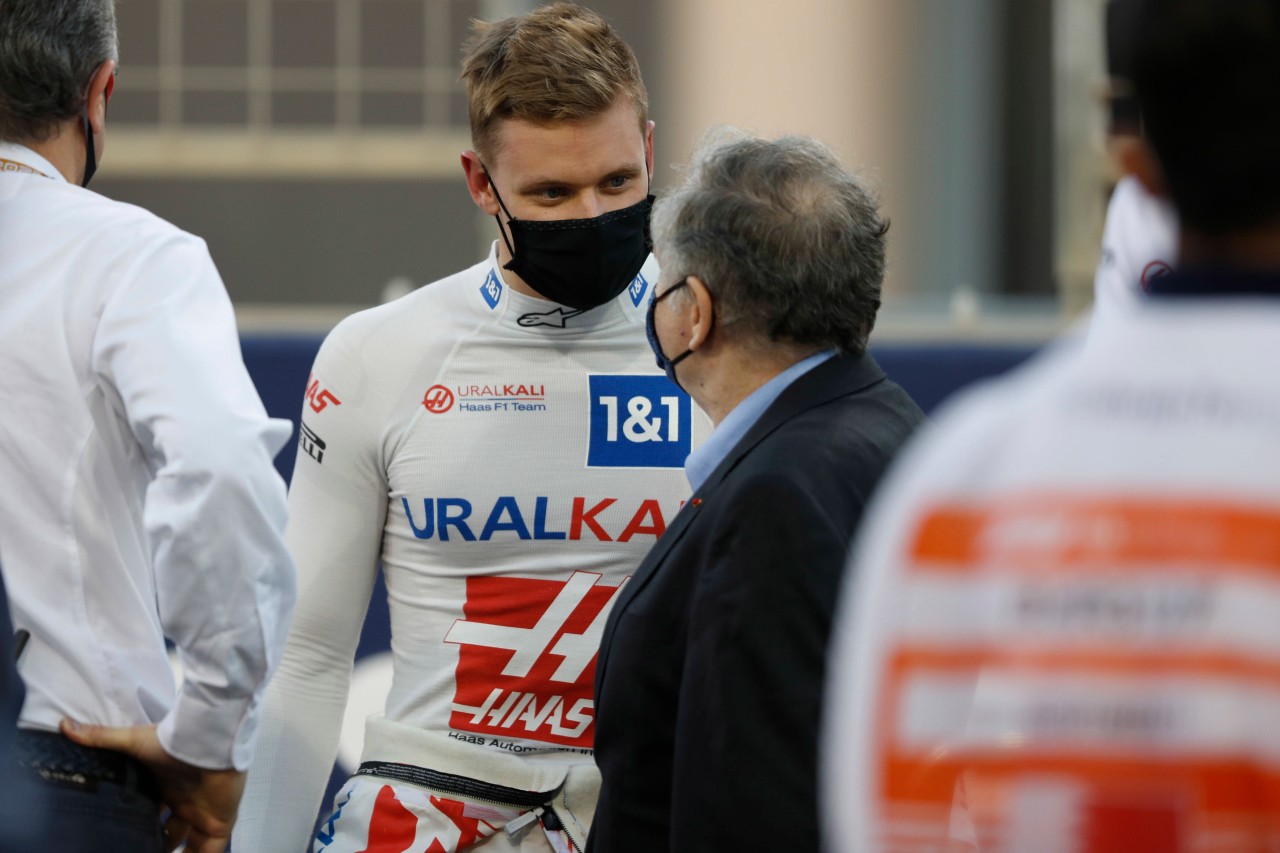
[1092,0,1178,330]
[824,0,1280,850]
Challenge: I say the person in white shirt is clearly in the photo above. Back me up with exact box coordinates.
[232,5,704,852]
[0,1,296,851]
[1093,175,1178,321]
[823,0,1280,849]
[1092,0,1178,327]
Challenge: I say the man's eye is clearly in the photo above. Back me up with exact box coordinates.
[542,187,566,200]
[605,176,629,189]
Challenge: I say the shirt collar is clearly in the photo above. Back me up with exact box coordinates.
[1146,264,1280,298]
[0,142,65,183]
[684,349,836,492]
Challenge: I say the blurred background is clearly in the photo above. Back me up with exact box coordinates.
[101,1,1119,819]
[97,0,1113,343]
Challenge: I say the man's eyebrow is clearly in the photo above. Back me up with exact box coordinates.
[516,164,644,194]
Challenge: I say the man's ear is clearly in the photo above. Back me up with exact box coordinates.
[1116,135,1168,199]
[685,275,715,351]
[86,60,116,137]
[461,151,501,216]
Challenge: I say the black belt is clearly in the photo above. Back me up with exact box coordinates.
[14,729,160,802]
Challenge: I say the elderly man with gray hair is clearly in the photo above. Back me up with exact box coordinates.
[0,1,295,851]
[589,131,924,852]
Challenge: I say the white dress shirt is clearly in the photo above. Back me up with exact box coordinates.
[0,142,295,771]
[1091,175,1179,329]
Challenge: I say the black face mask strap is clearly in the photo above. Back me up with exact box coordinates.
[481,164,518,258]
[80,109,97,188]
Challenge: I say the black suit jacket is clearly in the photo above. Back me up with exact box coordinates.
[588,351,924,852]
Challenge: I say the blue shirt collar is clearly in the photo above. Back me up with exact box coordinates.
[685,349,836,492]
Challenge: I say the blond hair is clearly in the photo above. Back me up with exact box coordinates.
[460,2,648,161]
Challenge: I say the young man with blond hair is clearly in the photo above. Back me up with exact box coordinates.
[233,5,702,852]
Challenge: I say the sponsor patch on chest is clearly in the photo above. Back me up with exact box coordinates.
[587,374,691,468]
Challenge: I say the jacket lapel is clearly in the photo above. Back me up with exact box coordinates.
[597,490,703,664]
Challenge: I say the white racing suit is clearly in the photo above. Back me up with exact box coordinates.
[317,717,598,853]
[233,248,708,853]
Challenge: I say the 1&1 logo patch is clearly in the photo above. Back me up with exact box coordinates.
[628,273,649,307]
[479,270,503,309]
[587,374,691,468]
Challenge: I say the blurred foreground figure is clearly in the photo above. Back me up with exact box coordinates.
[590,131,923,852]
[824,0,1280,850]
[1091,0,1179,328]
[0,1,296,851]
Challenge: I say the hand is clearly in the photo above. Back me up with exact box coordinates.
[60,718,246,853]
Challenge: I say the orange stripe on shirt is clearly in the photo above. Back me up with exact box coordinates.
[909,497,1280,574]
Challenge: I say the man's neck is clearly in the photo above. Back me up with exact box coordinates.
[689,344,823,426]
[1180,219,1280,272]
[19,122,83,184]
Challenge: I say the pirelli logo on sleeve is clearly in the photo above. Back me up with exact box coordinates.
[299,421,326,464]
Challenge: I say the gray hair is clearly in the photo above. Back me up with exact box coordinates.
[0,0,119,143]
[651,130,888,355]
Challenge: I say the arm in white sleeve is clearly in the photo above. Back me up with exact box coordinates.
[91,232,296,771]
[233,322,388,852]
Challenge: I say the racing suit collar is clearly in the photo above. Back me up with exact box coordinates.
[482,241,653,335]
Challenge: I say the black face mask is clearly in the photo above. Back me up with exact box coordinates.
[645,277,694,392]
[485,167,654,311]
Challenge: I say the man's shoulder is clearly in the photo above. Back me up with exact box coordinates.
[756,344,1055,501]
[60,188,205,250]
[754,355,923,462]
[317,258,495,365]
[5,183,207,268]
[11,187,215,299]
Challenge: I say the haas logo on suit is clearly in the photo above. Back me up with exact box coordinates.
[445,572,628,748]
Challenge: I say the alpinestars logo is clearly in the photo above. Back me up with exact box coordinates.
[445,572,626,748]
[517,307,585,328]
